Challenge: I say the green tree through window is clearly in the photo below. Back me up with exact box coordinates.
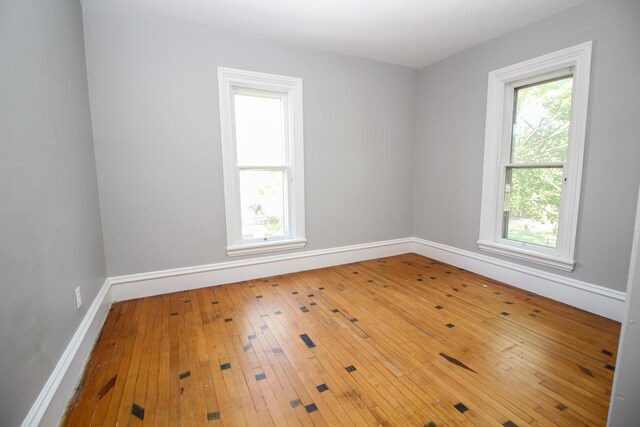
[503,76,573,248]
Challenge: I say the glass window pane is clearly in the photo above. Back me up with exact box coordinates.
[511,76,573,164]
[502,167,563,248]
[239,170,287,240]
[234,93,285,166]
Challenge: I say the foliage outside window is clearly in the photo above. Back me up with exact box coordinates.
[503,76,573,248]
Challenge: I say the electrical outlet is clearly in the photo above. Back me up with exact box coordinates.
[75,287,82,309]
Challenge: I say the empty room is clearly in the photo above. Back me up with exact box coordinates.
[3,0,640,426]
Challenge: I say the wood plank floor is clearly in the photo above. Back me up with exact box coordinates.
[62,253,620,426]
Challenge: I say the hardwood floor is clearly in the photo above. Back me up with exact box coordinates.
[62,253,620,426]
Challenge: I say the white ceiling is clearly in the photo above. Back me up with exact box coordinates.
[81,0,585,68]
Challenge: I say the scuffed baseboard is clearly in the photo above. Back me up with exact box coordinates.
[21,279,112,427]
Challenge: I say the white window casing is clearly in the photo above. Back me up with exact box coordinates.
[478,42,592,271]
[218,67,306,256]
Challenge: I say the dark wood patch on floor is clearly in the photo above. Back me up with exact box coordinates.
[131,403,144,420]
[454,402,468,413]
[439,353,477,373]
[578,365,595,377]
[97,375,116,400]
[300,333,316,348]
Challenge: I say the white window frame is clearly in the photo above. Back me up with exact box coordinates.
[218,67,306,257]
[478,42,592,271]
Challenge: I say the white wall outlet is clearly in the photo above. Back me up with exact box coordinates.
[75,286,82,309]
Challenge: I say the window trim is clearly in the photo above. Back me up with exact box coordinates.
[218,67,306,257]
[478,42,592,271]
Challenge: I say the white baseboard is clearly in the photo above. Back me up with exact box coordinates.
[21,279,112,427]
[109,238,414,301]
[412,237,626,321]
[110,236,626,319]
[23,236,627,426]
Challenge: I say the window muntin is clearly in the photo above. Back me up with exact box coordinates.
[218,68,305,256]
[478,42,592,271]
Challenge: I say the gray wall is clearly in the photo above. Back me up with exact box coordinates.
[413,0,640,292]
[0,0,106,425]
[82,7,418,276]
[3,0,638,424]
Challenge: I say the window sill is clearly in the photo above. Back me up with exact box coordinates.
[477,240,575,272]
[227,238,307,257]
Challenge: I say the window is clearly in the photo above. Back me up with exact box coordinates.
[218,67,305,256]
[478,42,592,271]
